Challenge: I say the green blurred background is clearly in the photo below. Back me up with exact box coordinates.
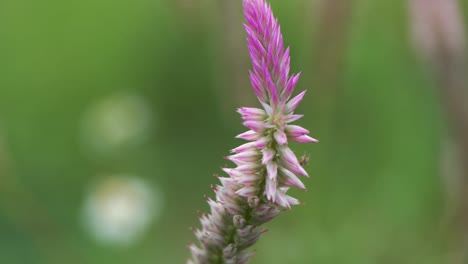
[1,0,467,263]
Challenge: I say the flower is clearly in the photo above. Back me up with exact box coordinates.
[188,0,317,263]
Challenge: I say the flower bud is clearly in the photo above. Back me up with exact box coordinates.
[233,215,247,229]
[248,196,260,208]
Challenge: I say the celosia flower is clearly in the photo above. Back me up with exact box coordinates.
[188,0,317,263]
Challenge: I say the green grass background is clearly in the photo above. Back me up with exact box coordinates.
[0,0,464,263]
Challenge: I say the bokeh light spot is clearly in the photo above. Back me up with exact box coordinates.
[82,175,162,246]
[80,93,154,155]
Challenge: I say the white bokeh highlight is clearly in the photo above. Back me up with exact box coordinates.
[80,93,153,155]
[83,175,162,246]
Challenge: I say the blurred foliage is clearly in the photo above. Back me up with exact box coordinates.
[0,0,465,263]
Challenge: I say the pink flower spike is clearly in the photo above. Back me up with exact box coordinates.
[274,192,289,209]
[236,174,261,185]
[255,137,269,149]
[227,151,259,162]
[276,192,300,209]
[189,0,318,262]
[218,176,235,186]
[285,194,300,206]
[279,146,308,177]
[282,72,301,101]
[280,168,306,190]
[273,130,287,145]
[278,47,290,86]
[283,162,309,178]
[222,168,243,178]
[292,135,319,144]
[285,90,307,113]
[236,130,261,141]
[249,71,266,101]
[279,146,299,166]
[240,114,266,122]
[236,186,259,197]
[284,114,303,123]
[266,162,278,180]
[262,149,275,165]
[243,120,265,133]
[265,177,277,201]
[260,102,273,116]
[261,60,279,104]
[236,163,261,173]
[228,158,249,166]
[297,164,309,177]
[290,163,309,178]
[238,107,266,116]
[286,125,309,137]
[231,142,256,153]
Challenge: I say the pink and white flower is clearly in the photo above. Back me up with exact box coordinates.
[188,0,318,263]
